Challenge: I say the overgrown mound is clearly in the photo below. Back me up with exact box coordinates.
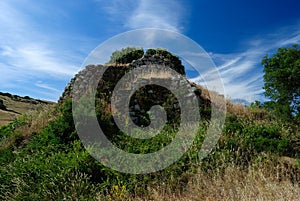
[107,47,185,75]
[59,47,210,132]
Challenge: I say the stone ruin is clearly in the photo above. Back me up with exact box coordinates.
[59,52,212,127]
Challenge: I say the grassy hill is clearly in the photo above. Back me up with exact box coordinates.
[1,97,299,200]
[0,49,299,200]
[0,92,55,127]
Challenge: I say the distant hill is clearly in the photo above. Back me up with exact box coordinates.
[0,92,55,126]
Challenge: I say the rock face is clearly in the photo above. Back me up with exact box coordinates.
[59,52,211,127]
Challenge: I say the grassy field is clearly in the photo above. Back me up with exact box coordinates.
[0,93,54,127]
[0,96,299,200]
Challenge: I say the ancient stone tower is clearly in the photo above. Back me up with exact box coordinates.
[59,49,211,129]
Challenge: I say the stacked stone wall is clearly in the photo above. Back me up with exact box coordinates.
[59,54,211,125]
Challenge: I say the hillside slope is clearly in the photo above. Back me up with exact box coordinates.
[0,92,55,127]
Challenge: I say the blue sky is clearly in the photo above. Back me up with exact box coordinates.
[0,0,300,102]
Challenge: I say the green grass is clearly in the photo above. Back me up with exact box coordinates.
[0,99,299,200]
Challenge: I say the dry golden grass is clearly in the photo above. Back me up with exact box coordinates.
[225,99,276,126]
[0,104,56,150]
[0,94,55,127]
[128,161,300,201]
[16,104,56,138]
[0,110,18,127]
[91,152,300,201]
[226,100,249,117]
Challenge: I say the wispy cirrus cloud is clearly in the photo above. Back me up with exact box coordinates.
[97,0,187,32]
[191,25,300,103]
[125,0,187,32]
[1,0,299,104]
[97,1,299,104]
[1,0,188,101]
[0,44,78,77]
[35,81,61,93]
[0,1,83,100]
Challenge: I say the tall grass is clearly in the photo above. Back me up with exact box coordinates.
[131,158,300,201]
[0,99,299,200]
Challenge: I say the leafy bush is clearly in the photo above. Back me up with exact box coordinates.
[0,139,96,200]
[221,115,295,160]
[108,47,144,64]
[44,99,77,143]
[107,47,186,75]
[0,123,13,139]
[146,48,185,75]
[0,92,12,98]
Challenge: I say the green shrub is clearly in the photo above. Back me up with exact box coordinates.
[146,48,185,75]
[222,115,294,159]
[0,139,96,200]
[44,99,77,143]
[0,99,6,110]
[0,123,13,139]
[109,47,144,64]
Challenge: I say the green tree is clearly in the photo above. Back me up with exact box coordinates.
[262,44,300,121]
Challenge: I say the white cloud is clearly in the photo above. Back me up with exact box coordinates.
[0,1,84,100]
[35,81,60,93]
[190,25,300,103]
[97,0,187,32]
[2,44,77,77]
[277,32,300,47]
[1,0,299,104]
[1,0,188,100]
[0,1,79,76]
[126,0,186,32]
[216,57,242,71]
